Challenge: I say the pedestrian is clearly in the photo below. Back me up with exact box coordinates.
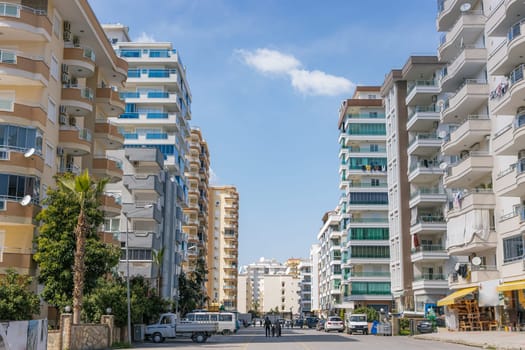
[276,320,282,337]
[271,323,276,337]
[264,317,271,337]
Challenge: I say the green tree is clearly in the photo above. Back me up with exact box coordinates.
[353,306,379,322]
[178,256,208,315]
[129,276,168,324]
[0,270,40,320]
[152,246,165,296]
[34,172,119,323]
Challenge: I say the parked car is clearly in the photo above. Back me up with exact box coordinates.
[316,319,326,331]
[294,318,304,327]
[306,317,319,329]
[324,316,344,332]
[416,320,433,334]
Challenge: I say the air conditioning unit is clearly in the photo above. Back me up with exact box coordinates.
[59,114,67,125]
[56,147,64,156]
[61,63,68,73]
[0,149,9,160]
[63,30,71,42]
[61,72,69,84]
[59,105,67,114]
[63,21,71,32]
[69,117,76,126]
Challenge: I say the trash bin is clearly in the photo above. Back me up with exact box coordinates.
[380,322,391,336]
[133,324,145,342]
[370,320,379,335]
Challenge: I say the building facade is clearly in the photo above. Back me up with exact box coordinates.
[297,259,313,316]
[337,87,392,312]
[0,1,127,280]
[207,186,239,311]
[103,24,191,302]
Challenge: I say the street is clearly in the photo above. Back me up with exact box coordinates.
[132,326,473,350]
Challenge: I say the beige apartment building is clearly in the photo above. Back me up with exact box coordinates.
[207,186,239,311]
[183,128,210,273]
[0,0,127,277]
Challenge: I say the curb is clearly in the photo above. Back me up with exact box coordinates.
[413,334,524,350]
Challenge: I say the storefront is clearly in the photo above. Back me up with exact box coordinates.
[496,280,525,331]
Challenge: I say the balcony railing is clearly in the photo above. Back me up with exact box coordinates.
[348,271,390,277]
[0,49,17,63]
[410,187,445,199]
[345,113,385,119]
[348,182,388,188]
[348,218,388,223]
[411,244,446,253]
[408,133,440,147]
[407,80,438,95]
[414,215,445,224]
[0,2,46,17]
[413,274,446,281]
[407,105,438,120]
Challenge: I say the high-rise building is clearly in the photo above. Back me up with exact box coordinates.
[207,186,239,311]
[297,259,313,316]
[310,244,321,314]
[0,1,127,278]
[102,24,191,301]
[382,56,454,312]
[183,128,210,273]
[337,87,392,312]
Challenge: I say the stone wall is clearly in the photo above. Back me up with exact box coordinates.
[71,324,109,350]
[47,330,61,350]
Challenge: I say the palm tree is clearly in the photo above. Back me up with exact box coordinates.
[152,246,165,296]
[58,170,108,324]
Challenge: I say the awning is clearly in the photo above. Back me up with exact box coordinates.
[437,287,478,306]
[497,280,525,292]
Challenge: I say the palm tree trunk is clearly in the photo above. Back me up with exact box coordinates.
[72,211,89,324]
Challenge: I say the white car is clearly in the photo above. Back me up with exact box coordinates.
[324,316,344,332]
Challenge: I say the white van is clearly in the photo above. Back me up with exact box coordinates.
[184,312,237,335]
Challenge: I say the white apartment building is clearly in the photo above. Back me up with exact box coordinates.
[310,244,321,315]
[298,259,313,316]
[382,56,457,313]
[102,24,191,301]
[337,87,392,313]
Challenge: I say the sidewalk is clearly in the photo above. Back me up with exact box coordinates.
[413,329,525,350]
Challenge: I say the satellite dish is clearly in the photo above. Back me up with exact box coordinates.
[20,195,32,206]
[24,148,35,158]
[438,130,447,139]
[460,3,471,12]
[472,257,482,266]
[439,162,448,170]
[454,262,461,272]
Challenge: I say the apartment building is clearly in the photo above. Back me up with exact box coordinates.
[207,186,239,311]
[182,128,210,273]
[428,0,525,329]
[0,1,127,277]
[310,244,321,315]
[316,209,343,315]
[337,87,392,312]
[237,258,301,314]
[102,24,191,301]
[297,259,313,316]
[382,56,455,313]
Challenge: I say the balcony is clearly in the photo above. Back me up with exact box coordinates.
[495,159,525,197]
[441,79,489,124]
[447,189,495,219]
[490,64,525,115]
[0,246,36,275]
[406,105,440,132]
[92,156,123,183]
[409,188,447,208]
[346,181,388,192]
[411,245,448,262]
[94,121,124,149]
[127,69,180,90]
[123,91,180,111]
[0,3,51,41]
[99,193,121,217]
[0,148,44,177]
[443,151,492,188]
[63,47,95,78]
[412,274,448,291]
[58,127,92,155]
[470,264,500,284]
[95,87,125,116]
[442,116,491,155]
[122,203,162,223]
[489,18,525,75]
[410,215,446,235]
[346,146,387,158]
[61,85,93,116]
[125,148,163,171]
[346,271,390,282]
[440,47,487,92]
[438,11,486,62]
[447,207,497,256]
[345,256,390,265]
[0,195,39,225]
[115,112,179,130]
[407,133,442,156]
[347,217,389,228]
[0,50,49,86]
[123,175,162,195]
[405,80,440,106]
[0,102,47,127]
[408,159,442,183]
[437,0,467,32]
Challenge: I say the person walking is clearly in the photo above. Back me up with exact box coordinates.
[264,317,272,337]
[276,319,282,337]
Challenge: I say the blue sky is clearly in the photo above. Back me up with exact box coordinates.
[89,0,440,267]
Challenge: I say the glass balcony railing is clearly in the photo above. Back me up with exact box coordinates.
[407,105,438,120]
[510,64,525,86]
[120,112,139,119]
[120,92,140,99]
[348,218,388,223]
[146,133,168,139]
[348,182,388,188]
[147,91,170,98]
[347,146,386,153]
[407,80,438,95]
[78,128,92,142]
[127,70,141,78]
[409,159,439,172]
[119,50,141,58]
[410,187,445,199]
[508,19,523,42]
[411,244,446,253]
[346,113,385,119]
[414,215,445,224]
[408,133,439,147]
[349,271,390,277]
[413,274,446,281]
[122,133,138,139]
[147,112,169,119]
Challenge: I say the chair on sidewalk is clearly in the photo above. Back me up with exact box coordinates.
[488,321,498,331]
[459,321,471,331]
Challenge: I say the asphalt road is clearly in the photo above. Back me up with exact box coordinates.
[132,326,474,350]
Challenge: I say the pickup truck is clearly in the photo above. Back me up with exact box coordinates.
[346,313,368,335]
[145,313,218,343]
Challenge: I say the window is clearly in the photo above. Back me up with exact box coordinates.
[45,143,54,167]
[369,111,378,118]
[219,314,232,322]
[503,236,523,263]
[103,218,120,232]
[371,178,380,187]
[53,13,61,38]
[50,56,59,81]
[120,248,152,261]
[48,99,57,124]
[0,91,14,111]
[0,125,42,153]
[370,144,379,152]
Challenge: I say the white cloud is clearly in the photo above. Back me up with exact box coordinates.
[236,48,300,75]
[289,69,354,96]
[236,48,353,96]
[135,32,156,43]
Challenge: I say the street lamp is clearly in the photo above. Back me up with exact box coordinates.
[123,203,153,344]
